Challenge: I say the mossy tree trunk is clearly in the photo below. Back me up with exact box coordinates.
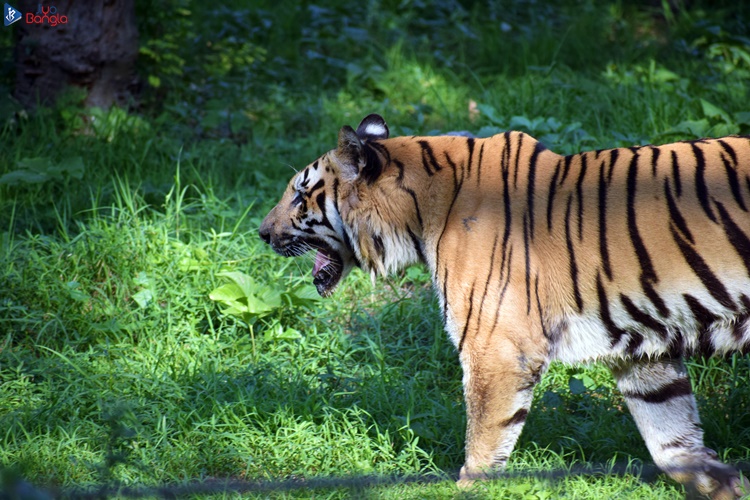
[14,0,138,109]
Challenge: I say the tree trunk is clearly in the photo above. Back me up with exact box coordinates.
[14,0,138,109]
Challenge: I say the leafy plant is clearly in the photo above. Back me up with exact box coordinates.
[210,271,285,322]
[474,104,596,154]
[659,99,750,138]
[602,59,689,93]
[0,157,84,186]
[209,270,320,353]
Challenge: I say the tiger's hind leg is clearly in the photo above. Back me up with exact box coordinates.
[609,356,747,499]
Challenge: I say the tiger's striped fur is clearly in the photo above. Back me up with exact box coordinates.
[259,114,750,498]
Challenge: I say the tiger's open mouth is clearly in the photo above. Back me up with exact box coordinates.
[267,237,345,297]
[309,244,344,297]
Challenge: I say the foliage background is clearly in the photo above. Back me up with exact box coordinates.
[1,0,749,497]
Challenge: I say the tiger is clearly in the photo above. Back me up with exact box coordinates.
[259,113,750,499]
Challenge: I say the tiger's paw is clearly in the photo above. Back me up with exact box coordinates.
[456,477,475,490]
[456,476,491,495]
[456,465,489,491]
[693,461,749,499]
[729,474,750,499]
[700,480,749,500]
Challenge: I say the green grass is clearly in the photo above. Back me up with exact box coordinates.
[2,0,750,498]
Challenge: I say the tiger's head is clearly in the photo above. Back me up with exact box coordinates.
[259,114,393,297]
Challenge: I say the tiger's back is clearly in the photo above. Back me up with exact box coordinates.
[398,131,750,362]
[259,114,750,498]
[477,134,750,363]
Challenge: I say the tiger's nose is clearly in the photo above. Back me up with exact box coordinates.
[259,213,274,244]
[259,223,271,244]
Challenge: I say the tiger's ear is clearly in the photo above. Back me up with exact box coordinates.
[336,125,364,180]
[336,114,388,181]
[355,114,389,141]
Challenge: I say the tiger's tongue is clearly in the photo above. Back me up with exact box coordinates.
[313,251,331,277]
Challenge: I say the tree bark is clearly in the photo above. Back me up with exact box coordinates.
[14,0,138,109]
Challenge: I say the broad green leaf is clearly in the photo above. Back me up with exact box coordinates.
[210,274,280,317]
[542,390,563,408]
[708,122,740,137]
[652,66,680,83]
[57,156,85,179]
[476,125,504,138]
[134,272,151,287]
[218,271,259,299]
[476,104,504,125]
[563,121,583,133]
[66,281,90,302]
[545,116,562,131]
[287,284,320,302]
[265,325,303,341]
[220,303,249,317]
[208,283,246,304]
[509,115,532,130]
[244,293,277,315]
[734,111,750,126]
[132,289,154,309]
[148,75,161,88]
[507,482,532,494]
[178,256,204,272]
[0,156,85,185]
[406,266,429,282]
[299,285,320,296]
[537,489,554,500]
[0,170,49,185]
[569,376,587,395]
[581,374,598,390]
[662,119,710,138]
[16,157,51,172]
[538,133,560,146]
[700,99,732,123]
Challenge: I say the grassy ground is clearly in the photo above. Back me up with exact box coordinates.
[1,0,750,498]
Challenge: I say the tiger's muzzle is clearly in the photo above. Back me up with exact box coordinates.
[259,217,345,297]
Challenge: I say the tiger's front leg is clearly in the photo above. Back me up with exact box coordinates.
[610,357,748,499]
[456,319,548,486]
